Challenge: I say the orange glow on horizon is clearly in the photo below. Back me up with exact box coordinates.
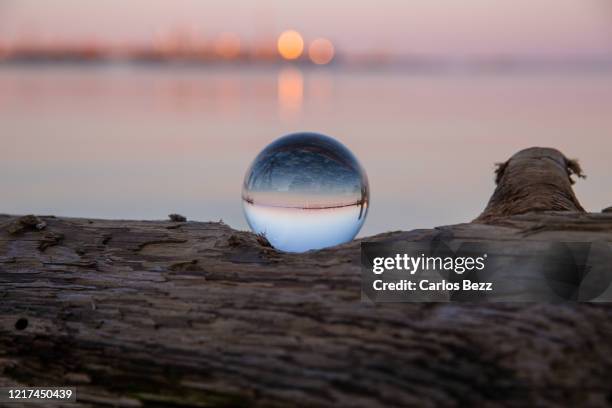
[0,40,8,58]
[214,32,241,59]
[277,30,304,60]
[308,38,335,65]
[252,39,277,60]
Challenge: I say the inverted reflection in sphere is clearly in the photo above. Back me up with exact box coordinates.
[242,132,369,252]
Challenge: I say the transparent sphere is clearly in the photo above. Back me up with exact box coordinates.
[242,132,369,253]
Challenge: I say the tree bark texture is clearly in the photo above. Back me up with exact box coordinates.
[1,147,612,408]
[475,147,585,223]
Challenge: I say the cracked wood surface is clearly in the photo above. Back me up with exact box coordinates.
[1,212,612,407]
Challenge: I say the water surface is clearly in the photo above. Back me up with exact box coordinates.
[1,65,610,236]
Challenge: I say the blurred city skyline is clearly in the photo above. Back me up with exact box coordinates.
[0,0,611,59]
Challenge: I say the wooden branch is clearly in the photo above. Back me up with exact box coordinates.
[475,147,585,223]
[1,147,612,407]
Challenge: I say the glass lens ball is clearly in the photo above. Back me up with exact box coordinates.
[242,132,369,252]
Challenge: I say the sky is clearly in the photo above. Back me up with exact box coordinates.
[0,0,611,56]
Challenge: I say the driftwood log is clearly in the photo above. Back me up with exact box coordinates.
[1,147,612,407]
[475,147,586,223]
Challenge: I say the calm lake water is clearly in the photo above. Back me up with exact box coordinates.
[1,65,611,237]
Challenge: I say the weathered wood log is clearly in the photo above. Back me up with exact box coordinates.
[1,147,612,407]
[475,147,585,223]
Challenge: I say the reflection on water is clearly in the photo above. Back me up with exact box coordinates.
[243,203,366,253]
[277,67,303,118]
[242,132,369,252]
[0,65,611,239]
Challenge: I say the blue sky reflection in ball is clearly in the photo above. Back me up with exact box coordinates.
[242,132,369,252]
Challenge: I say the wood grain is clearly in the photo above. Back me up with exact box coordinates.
[1,147,612,407]
[1,212,612,407]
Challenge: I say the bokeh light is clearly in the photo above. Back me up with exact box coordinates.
[308,38,335,65]
[277,30,304,60]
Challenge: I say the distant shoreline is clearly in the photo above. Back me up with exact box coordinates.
[2,57,612,75]
[242,198,367,211]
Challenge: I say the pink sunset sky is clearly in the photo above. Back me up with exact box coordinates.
[0,0,611,57]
